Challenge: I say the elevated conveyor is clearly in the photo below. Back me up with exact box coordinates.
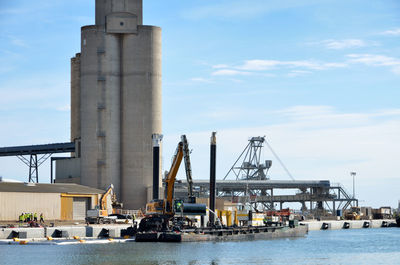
[0,142,75,183]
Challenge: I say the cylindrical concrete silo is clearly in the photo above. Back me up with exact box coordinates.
[70,53,81,145]
[98,33,121,196]
[80,26,101,189]
[121,26,162,209]
[74,0,161,209]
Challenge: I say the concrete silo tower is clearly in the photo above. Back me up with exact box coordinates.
[70,0,162,209]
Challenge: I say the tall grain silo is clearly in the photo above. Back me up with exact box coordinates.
[70,0,162,209]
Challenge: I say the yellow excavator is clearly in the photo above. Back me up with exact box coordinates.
[139,135,206,232]
[86,184,123,224]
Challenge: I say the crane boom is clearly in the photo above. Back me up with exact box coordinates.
[164,142,184,215]
[181,135,195,203]
[101,184,114,211]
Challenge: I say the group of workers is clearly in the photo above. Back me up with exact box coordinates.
[19,212,44,224]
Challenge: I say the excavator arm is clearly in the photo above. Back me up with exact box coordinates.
[101,184,114,211]
[164,142,184,215]
[181,135,195,203]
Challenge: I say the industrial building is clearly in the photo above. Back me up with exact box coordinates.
[56,0,162,210]
[0,181,105,221]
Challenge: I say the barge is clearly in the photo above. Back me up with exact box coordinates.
[135,225,308,242]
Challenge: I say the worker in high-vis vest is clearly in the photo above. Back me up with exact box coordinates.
[19,213,24,224]
[34,213,38,222]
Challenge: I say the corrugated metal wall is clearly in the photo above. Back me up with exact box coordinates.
[72,197,89,220]
[0,192,61,221]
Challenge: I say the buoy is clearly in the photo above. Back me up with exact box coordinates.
[19,240,28,245]
[73,236,80,240]
[79,240,86,243]
[108,238,114,242]
[47,236,53,241]
[123,235,130,239]
[13,238,20,242]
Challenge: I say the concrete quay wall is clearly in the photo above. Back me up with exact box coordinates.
[0,227,45,239]
[301,219,396,231]
[0,225,132,239]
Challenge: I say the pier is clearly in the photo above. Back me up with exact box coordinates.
[300,219,397,231]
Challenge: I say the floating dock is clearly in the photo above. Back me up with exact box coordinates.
[135,225,308,242]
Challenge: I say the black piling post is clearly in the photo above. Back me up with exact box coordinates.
[209,132,217,226]
[152,134,163,200]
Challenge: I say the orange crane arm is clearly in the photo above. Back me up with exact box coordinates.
[165,142,184,214]
[100,184,114,211]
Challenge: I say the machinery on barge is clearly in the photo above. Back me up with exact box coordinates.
[136,135,207,240]
[135,133,306,242]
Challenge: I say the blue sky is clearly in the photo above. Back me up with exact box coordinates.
[0,0,399,208]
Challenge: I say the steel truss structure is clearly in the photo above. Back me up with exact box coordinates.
[175,180,358,216]
[224,136,272,180]
[0,142,75,183]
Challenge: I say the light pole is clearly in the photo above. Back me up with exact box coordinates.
[351,172,356,205]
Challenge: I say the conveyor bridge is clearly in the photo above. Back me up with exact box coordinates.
[0,142,75,183]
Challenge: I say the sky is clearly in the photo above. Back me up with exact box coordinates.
[0,0,399,208]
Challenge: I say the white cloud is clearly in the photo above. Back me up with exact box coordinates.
[381,28,400,36]
[210,53,400,78]
[241,59,348,71]
[212,69,253,76]
[238,60,281,71]
[347,54,400,75]
[287,70,312,77]
[347,54,399,66]
[211,59,348,77]
[320,39,367,50]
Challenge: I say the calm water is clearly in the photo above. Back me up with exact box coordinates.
[1,228,399,265]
